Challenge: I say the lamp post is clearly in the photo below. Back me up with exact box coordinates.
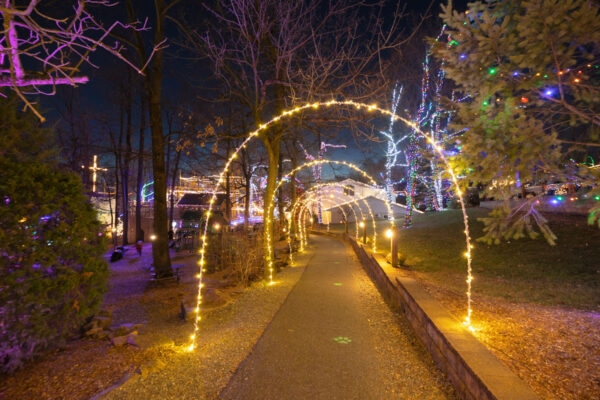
[386,228,398,267]
[359,220,366,244]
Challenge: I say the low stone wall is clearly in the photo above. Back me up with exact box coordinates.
[317,231,538,400]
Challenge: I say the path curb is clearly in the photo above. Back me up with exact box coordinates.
[314,230,539,400]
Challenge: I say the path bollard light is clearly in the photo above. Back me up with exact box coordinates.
[386,228,398,267]
[359,220,366,244]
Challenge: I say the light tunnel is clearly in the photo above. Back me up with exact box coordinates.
[188,99,475,352]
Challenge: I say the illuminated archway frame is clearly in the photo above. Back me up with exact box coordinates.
[265,159,394,281]
[294,194,375,252]
[287,182,375,256]
[291,188,369,255]
[188,100,475,352]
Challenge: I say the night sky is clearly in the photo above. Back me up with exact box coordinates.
[43,0,472,178]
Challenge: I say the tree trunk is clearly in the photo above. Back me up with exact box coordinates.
[244,170,251,231]
[135,91,146,242]
[262,136,280,265]
[277,144,284,231]
[121,71,133,245]
[147,0,171,277]
[225,140,232,222]
[169,150,181,228]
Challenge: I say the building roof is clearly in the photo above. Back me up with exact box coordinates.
[322,195,407,211]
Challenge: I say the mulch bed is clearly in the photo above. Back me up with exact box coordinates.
[412,272,600,400]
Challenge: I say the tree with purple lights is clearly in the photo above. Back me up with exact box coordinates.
[0,98,108,371]
[435,0,600,243]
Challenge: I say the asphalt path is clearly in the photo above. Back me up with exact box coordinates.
[220,234,455,400]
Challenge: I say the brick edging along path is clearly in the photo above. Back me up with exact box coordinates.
[312,231,539,400]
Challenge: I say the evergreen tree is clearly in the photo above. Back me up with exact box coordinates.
[434,0,600,243]
[0,99,108,371]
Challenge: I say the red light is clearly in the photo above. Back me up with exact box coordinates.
[520,97,529,103]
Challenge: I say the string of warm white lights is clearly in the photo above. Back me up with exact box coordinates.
[289,182,373,247]
[264,159,396,287]
[189,99,475,352]
[358,198,377,251]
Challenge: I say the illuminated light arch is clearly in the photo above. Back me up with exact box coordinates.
[189,100,475,352]
[288,184,375,254]
[289,182,372,244]
[264,159,395,286]
[358,197,378,252]
[296,194,375,252]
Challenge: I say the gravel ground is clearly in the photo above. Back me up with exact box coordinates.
[221,235,457,400]
[102,250,311,400]
[351,259,457,399]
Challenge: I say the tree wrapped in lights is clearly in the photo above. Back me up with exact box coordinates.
[399,27,456,226]
[0,0,163,122]
[435,0,600,243]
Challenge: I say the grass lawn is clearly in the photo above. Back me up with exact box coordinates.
[327,208,600,310]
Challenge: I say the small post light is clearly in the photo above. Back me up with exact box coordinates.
[360,220,367,244]
[387,228,399,267]
[214,223,220,231]
[150,234,156,241]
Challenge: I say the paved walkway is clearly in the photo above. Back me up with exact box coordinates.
[220,235,456,399]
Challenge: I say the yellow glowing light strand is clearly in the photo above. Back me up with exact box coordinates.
[190,100,474,352]
[358,197,377,251]
[289,183,364,244]
[295,186,380,248]
[325,197,365,237]
[291,182,363,235]
[264,159,395,286]
[298,203,314,250]
[298,182,380,245]
[286,215,294,265]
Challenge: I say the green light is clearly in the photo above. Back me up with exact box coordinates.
[594,196,600,201]
[489,68,497,75]
[333,336,352,344]
[482,100,489,106]
[556,196,563,201]
[543,74,548,78]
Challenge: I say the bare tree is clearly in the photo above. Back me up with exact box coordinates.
[0,0,162,121]
[190,0,418,262]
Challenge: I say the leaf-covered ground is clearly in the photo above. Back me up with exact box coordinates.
[0,241,305,400]
[330,208,600,399]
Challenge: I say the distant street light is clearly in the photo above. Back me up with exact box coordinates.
[214,223,221,231]
[150,234,156,241]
